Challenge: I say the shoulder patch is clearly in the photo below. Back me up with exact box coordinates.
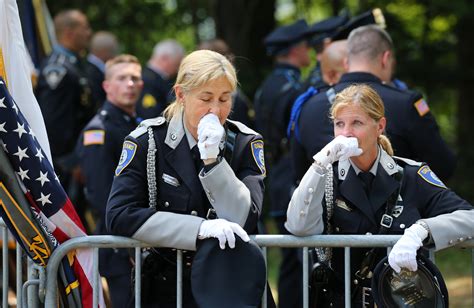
[43,64,67,90]
[417,165,446,189]
[251,140,266,176]
[414,99,430,117]
[115,140,138,176]
[142,93,157,108]
[226,119,259,135]
[83,130,105,146]
[129,116,166,138]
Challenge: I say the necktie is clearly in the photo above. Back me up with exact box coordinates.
[359,172,374,195]
[191,146,203,173]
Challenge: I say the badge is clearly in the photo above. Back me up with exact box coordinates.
[336,199,352,211]
[417,165,446,188]
[251,140,266,176]
[83,130,105,146]
[142,93,157,108]
[115,141,137,176]
[43,64,66,90]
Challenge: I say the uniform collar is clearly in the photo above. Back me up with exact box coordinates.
[339,72,382,84]
[350,148,380,176]
[102,101,137,123]
[338,146,398,180]
[53,44,78,63]
[165,109,186,149]
[183,117,197,149]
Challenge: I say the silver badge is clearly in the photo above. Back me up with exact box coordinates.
[392,205,404,218]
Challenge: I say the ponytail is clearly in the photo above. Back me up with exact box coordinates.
[378,135,393,156]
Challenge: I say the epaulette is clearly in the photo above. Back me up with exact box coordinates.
[392,156,422,167]
[129,116,166,139]
[226,119,259,136]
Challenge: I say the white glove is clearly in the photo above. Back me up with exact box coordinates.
[197,114,225,160]
[313,135,363,168]
[198,218,250,249]
[388,223,429,273]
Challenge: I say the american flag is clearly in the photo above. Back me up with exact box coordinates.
[0,77,102,307]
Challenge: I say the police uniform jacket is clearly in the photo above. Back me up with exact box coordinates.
[254,63,305,215]
[85,54,106,110]
[106,110,266,251]
[36,46,94,158]
[292,72,456,182]
[77,101,139,278]
[286,147,473,303]
[136,66,174,120]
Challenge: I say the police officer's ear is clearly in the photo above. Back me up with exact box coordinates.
[174,85,185,105]
[377,117,386,135]
[381,50,393,70]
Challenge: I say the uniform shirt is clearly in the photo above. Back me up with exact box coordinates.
[77,101,140,229]
[85,54,106,111]
[106,111,266,251]
[292,72,456,182]
[136,65,174,119]
[77,101,139,278]
[36,45,94,158]
[286,148,472,299]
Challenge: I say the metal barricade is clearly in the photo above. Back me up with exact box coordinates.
[41,234,474,308]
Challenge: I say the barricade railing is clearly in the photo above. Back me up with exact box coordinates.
[39,234,474,308]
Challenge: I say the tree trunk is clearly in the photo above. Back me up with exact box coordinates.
[454,2,474,202]
[214,0,276,96]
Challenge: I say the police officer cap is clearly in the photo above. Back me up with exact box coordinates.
[264,19,311,56]
[191,237,266,308]
[332,8,386,41]
[308,11,350,46]
[372,255,449,308]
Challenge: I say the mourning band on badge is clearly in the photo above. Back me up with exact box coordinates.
[417,165,446,189]
[251,140,266,176]
[115,140,137,176]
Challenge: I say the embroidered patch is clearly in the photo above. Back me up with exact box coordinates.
[83,130,105,146]
[251,140,266,176]
[142,93,157,108]
[115,141,137,176]
[43,64,66,90]
[417,165,446,188]
[414,99,430,117]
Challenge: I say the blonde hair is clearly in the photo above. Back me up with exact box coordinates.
[104,54,141,79]
[163,50,237,120]
[330,84,393,155]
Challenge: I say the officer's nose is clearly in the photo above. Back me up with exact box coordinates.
[208,102,221,116]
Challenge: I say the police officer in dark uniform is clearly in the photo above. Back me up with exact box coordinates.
[36,10,94,194]
[292,25,456,184]
[286,84,473,307]
[106,50,273,307]
[254,19,313,308]
[137,39,185,120]
[77,55,143,307]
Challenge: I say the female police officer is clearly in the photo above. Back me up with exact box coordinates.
[106,50,266,307]
[285,84,473,307]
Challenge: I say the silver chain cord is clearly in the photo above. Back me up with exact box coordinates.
[146,127,157,209]
[315,164,334,265]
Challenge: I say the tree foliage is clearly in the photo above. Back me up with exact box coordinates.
[47,0,474,201]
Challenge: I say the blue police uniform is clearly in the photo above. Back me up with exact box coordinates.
[255,19,313,308]
[85,54,106,111]
[106,111,268,307]
[136,66,174,119]
[292,72,456,183]
[36,45,94,164]
[77,101,140,307]
[286,149,473,307]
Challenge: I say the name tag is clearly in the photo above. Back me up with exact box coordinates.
[162,173,180,187]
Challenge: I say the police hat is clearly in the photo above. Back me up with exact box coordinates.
[264,19,311,56]
[191,237,266,308]
[331,8,386,41]
[308,11,351,46]
[372,255,449,307]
